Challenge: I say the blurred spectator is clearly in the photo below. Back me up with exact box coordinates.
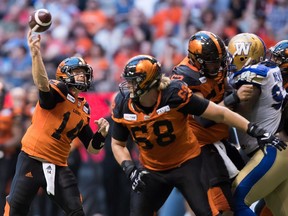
[228,0,248,20]
[134,0,158,18]
[5,44,32,88]
[158,41,185,75]
[114,0,135,23]
[24,86,38,128]
[183,0,209,27]
[41,31,68,62]
[237,0,258,33]
[198,7,224,36]
[150,0,183,39]
[68,21,93,56]
[85,43,111,92]
[139,40,153,55]
[10,86,27,119]
[50,16,70,41]
[221,10,242,42]
[79,0,108,36]
[0,87,26,215]
[93,16,124,59]
[0,106,19,215]
[124,8,152,46]
[254,12,276,48]
[111,37,139,85]
[265,0,288,41]
[2,2,31,28]
[211,0,230,14]
[151,20,183,60]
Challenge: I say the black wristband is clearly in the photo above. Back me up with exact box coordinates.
[121,160,135,177]
[224,90,240,107]
[247,122,255,136]
[91,132,105,150]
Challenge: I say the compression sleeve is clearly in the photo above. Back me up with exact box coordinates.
[39,87,64,109]
[78,125,94,148]
[111,120,130,142]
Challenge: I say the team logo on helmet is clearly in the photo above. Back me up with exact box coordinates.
[227,33,266,72]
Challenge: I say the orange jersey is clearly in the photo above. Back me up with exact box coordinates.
[21,80,90,166]
[112,80,208,171]
[171,57,229,145]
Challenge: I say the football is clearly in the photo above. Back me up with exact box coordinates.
[29,9,52,33]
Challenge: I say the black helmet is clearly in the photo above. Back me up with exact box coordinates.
[188,31,227,78]
[119,55,162,101]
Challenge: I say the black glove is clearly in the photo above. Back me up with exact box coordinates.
[247,123,287,152]
[121,160,149,193]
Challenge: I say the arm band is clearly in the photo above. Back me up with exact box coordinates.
[91,132,106,150]
[224,90,240,107]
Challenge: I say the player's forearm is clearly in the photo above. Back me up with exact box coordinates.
[32,54,50,92]
[221,107,249,132]
[202,101,249,132]
[111,138,132,165]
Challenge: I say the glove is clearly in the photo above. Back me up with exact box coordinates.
[121,160,149,193]
[247,123,287,152]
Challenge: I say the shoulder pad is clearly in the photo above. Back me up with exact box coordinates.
[160,80,191,108]
[171,65,202,86]
[49,80,68,96]
[112,92,129,119]
[231,65,268,88]
[260,60,278,68]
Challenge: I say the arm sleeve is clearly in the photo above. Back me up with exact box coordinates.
[111,120,130,142]
[39,86,65,109]
[179,94,210,116]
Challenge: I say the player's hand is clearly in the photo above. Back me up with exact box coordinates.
[247,123,287,153]
[27,29,41,57]
[121,160,149,193]
[129,168,149,192]
[95,118,109,137]
[237,84,254,101]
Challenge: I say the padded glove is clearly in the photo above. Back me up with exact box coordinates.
[247,123,287,152]
[121,160,149,193]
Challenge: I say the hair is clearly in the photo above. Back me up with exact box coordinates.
[158,75,171,90]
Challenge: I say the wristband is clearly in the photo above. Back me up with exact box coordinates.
[91,132,105,150]
[224,90,240,107]
[121,160,135,177]
[247,122,266,138]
